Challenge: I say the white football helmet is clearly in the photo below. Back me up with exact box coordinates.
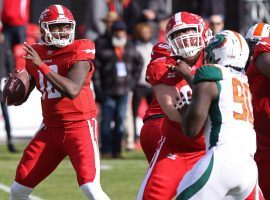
[39,4,76,48]
[205,30,249,69]
[245,22,270,42]
[245,22,270,57]
[166,12,212,58]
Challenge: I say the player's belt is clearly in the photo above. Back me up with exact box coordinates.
[143,114,164,123]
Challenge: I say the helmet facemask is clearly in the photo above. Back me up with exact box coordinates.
[41,20,76,48]
[167,24,205,58]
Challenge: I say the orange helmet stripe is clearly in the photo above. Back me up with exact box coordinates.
[233,31,242,51]
[254,22,265,36]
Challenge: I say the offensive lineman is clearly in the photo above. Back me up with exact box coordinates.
[138,12,211,199]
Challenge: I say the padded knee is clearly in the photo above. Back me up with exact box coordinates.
[10,181,33,200]
[80,182,110,200]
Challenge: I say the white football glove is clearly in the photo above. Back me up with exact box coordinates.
[174,86,192,111]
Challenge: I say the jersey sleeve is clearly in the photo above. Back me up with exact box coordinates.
[253,38,270,60]
[146,58,181,86]
[193,65,223,84]
[72,39,95,64]
[151,42,171,61]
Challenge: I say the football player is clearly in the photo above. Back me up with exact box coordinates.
[246,22,270,199]
[245,22,270,68]
[176,30,264,200]
[139,41,171,163]
[8,5,110,200]
[137,12,211,199]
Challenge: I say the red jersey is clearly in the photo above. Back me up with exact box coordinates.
[1,0,30,26]
[247,38,270,132]
[145,42,205,150]
[144,42,173,119]
[26,39,96,127]
[144,42,202,119]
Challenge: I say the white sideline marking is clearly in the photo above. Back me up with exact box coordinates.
[0,183,44,200]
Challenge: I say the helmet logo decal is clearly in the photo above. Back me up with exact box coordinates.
[206,34,226,63]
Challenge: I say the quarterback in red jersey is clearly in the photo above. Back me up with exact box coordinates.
[246,22,270,200]
[8,5,110,200]
[138,12,212,200]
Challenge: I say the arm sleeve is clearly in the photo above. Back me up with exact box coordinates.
[146,59,181,86]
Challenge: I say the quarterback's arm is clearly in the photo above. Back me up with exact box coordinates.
[154,84,182,123]
[23,42,91,99]
[179,81,218,137]
[45,61,91,99]
[255,52,270,79]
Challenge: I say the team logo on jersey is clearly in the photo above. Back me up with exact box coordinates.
[47,50,53,55]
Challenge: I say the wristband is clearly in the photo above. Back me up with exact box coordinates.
[39,63,51,75]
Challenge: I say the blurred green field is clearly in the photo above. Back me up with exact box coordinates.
[0,143,148,200]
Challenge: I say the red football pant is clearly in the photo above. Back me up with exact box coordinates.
[140,118,164,163]
[15,119,100,188]
[137,137,205,200]
[255,129,270,200]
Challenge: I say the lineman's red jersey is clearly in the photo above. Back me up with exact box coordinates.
[26,39,96,127]
[145,42,205,149]
[247,38,270,132]
[144,42,172,120]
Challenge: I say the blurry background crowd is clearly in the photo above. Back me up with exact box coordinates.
[0,0,269,157]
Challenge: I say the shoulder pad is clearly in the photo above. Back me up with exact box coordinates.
[193,65,223,84]
[151,42,171,61]
[74,39,95,60]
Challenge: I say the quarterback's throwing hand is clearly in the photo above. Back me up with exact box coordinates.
[23,42,43,67]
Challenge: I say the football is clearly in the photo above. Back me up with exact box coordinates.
[3,70,30,106]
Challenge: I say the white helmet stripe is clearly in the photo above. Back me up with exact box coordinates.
[55,4,64,16]
[175,13,181,25]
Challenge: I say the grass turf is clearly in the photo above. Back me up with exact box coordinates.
[0,143,148,200]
